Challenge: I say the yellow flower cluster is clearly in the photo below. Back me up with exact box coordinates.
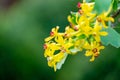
[44,1,114,71]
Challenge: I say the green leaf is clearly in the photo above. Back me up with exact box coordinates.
[86,0,91,2]
[94,0,112,14]
[70,12,78,25]
[101,27,120,48]
[70,12,81,25]
[113,0,119,11]
[78,34,86,39]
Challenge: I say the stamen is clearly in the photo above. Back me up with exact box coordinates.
[50,31,54,36]
[78,10,84,15]
[43,44,47,49]
[97,17,102,22]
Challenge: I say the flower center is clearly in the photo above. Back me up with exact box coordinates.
[97,17,102,22]
[92,48,99,57]
[92,48,98,53]
[60,47,66,53]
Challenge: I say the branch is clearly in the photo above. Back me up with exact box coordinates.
[111,8,120,18]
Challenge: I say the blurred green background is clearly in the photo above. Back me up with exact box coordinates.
[0,0,120,80]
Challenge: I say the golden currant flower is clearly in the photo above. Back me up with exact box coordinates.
[45,26,63,42]
[96,5,114,28]
[97,13,114,28]
[56,35,74,53]
[44,43,60,57]
[84,41,104,61]
[47,52,64,71]
[92,21,108,42]
[64,26,75,38]
[81,1,94,16]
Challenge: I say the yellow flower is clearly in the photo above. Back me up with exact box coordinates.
[73,39,85,52]
[96,1,114,28]
[47,52,64,71]
[44,43,60,57]
[68,15,75,26]
[77,15,88,26]
[45,26,63,42]
[55,35,73,53]
[92,21,108,42]
[81,25,92,37]
[44,35,73,71]
[81,2,94,16]
[84,41,104,61]
[97,13,114,28]
[64,26,75,38]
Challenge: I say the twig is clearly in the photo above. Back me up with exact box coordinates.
[111,8,120,18]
